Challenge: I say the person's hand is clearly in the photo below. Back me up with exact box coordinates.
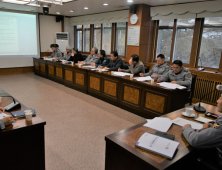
[0,107,5,113]
[104,67,109,70]
[79,61,84,64]
[171,81,177,84]
[202,123,211,130]
[91,62,95,66]
[118,68,122,72]
[151,75,158,78]
[157,78,162,83]
[2,116,13,126]
[140,73,144,77]
[182,124,191,129]
[45,56,48,58]
[53,57,56,59]
[98,66,103,69]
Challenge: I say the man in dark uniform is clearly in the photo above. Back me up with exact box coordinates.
[103,51,123,71]
[91,50,109,68]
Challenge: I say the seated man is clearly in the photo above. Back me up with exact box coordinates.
[79,47,99,65]
[140,54,170,79]
[0,107,13,130]
[64,45,73,60]
[157,60,192,91]
[103,51,123,71]
[48,44,62,59]
[68,48,84,63]
[91,50,109,68]
[118,54,144,76]
[182,95,222,168]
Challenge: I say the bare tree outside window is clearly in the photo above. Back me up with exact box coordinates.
[156,19,174,61]
[102,23,112,54]
[199,17,222,68]
[116,22,126,56]
[83,25,90,52]
[94,24,101,51]
[173,18,195,64]
[77,25,82,51]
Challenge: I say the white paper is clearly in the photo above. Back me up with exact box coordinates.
[91,69,99,71]
[194,117,213,123]
[44,58,53,61]
[113,72,131,76]
[177,85,187,89]
[143,117,172,133]
[0,113,9,119]
[157,82,178,89]
[82,66,95,68]
[136,132,179,159]
[134,76,152,81]
[172,117,203,130]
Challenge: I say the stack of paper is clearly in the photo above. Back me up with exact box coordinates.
[82,66,96,68]
[0,113,9,119]
[143,117,172,132]
[113,72,131,76]
[134,76,152,81]
[135,132,179,159]
[172,117,203,130]
[194,117,212,123]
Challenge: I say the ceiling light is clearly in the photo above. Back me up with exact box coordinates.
[70,10,74,12]
[103,3,108,6]
[56,12,60,14]
[127,0,133,2]
[27,3,41,7]
[84,7,88,9]
[2,0,29,4]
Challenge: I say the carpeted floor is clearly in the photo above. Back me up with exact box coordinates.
[0,73,146,170]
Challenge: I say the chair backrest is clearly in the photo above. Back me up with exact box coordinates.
[190,73,197,98]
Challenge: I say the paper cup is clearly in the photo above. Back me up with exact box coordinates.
[25,112,32,121]
[151,79,154,84]
[111,71,114,75]
[130,74,133,80]
[78,64,82,68]
[185,108,194,116]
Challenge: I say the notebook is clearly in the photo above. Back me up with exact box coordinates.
[11,108,36,118]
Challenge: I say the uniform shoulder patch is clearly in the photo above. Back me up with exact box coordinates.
[187,74,191,78]
[104,60,106,62]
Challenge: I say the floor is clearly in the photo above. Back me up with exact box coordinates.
[0,73,146,170]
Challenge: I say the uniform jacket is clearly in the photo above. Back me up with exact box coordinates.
[122,61,145,76]
[106,57,123,71]
[95,56,110,67]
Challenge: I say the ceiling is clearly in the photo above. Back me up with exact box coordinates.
[0,0,217,17]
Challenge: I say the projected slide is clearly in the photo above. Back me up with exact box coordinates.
[0,11,38,57]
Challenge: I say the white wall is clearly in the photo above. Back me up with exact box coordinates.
[39,15,61,52]
[64,17,74,48]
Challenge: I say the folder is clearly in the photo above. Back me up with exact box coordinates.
[11,108,36,118]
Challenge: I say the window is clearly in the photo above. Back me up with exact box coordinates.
[173,18,195,64]
[83,25,90,52]
[94,24,101,50]
[116,22,126,56]
[156,19,174,61]
[76,25,82,51]
[102,23,112,55]
[199,17,222,68]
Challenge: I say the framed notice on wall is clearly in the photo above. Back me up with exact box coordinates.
[127,26,140,46]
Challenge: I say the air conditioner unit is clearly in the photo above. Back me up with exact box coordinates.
[56,32,69,52]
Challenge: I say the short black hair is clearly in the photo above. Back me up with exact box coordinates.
[99,50,106,57]
[111,51,118,57]
[73,48,78,53]
[173,60,183,67]
[157,54,165,59]
[50,44,57,48]
[55,44,59,47]
[131,54,139,62]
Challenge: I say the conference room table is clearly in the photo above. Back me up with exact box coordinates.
[0,87,46,170]
[105,103,219,170]
[33,58,187,118]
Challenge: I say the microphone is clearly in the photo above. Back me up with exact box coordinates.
[197,57,205,71]
[0,96,21,112]
[194,85,222,113]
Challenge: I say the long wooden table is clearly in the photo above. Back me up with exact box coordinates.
[105,103,219,170]
[33,58,187,118]
[0,87,46,170]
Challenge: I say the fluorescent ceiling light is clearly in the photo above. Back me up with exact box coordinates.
[103,3,108,6]
[27,3,41,7]
[127,0,133,2]
[84,7,88,9]
[70,10,74,12]
[2,0,29,4]
[56,12,60,14]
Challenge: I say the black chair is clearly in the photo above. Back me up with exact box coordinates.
[186,73,197,105]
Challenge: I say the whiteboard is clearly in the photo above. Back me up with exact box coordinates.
[127,26,140,46]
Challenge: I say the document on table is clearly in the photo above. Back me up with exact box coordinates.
[143,117,172,132]
[172,117,203,130]
[134,76,152,81]
[157,82,178,89]
[113,72,131,76]
[135,132,179,159]
[194,117,213,123]
[82,66,96,68]
[0,113,9,119]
